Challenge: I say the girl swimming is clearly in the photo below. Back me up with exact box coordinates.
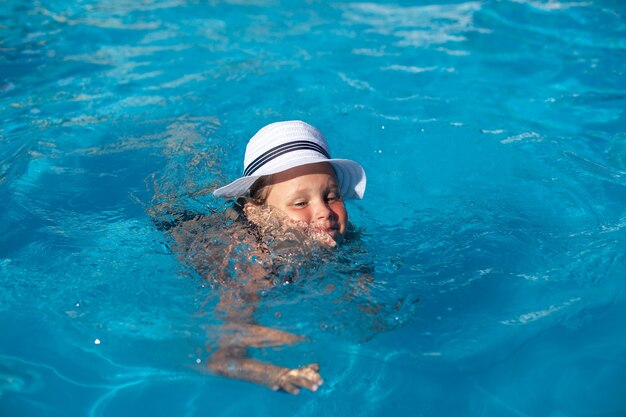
[171,121,366,394]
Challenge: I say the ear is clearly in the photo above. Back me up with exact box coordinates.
[243,201,262,226]
[243,201,257,214]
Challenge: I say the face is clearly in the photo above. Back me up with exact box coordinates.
[262,162,348,242]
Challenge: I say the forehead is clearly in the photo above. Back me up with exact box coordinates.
[270,162,338,185]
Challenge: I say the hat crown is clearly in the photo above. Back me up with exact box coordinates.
[243,121,331,173]
[212,120,366,200]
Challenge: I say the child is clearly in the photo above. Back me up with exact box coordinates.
[177,121,366,394]
[214,120,365,244]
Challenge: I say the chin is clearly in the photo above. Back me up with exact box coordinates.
[330,231,345,244]
[307,228,339,247]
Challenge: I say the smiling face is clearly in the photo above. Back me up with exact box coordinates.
[259,162,348,242]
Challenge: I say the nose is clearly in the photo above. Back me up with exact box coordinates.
[313,200,334,221]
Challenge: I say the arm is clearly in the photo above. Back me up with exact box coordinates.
[168,213,323,393]
[209,346,322,394]
[208,263,322,394]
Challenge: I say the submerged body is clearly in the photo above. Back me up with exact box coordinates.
[169,165,342,393]
[170,121,368,394]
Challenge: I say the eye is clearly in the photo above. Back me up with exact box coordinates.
[326,193,341,203]
[293,200,308,208]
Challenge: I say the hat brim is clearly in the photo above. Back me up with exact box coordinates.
[213,158,366,200]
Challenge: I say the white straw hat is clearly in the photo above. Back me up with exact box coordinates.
[213,120,366,199]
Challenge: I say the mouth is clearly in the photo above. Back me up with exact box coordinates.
[310,225,341,240]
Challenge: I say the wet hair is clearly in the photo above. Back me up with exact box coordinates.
[234,175,273,213]
[241,175,274,206]
[231,175,275,257]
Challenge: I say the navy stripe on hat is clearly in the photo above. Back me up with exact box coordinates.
[243,140,331,177]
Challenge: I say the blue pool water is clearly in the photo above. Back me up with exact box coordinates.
[1,0,625,416]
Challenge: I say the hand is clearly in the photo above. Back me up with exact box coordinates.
[273,363,323,394]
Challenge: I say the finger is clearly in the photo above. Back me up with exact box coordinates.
[305,363,320,372]
[291,369,323,387]
[281,381,300,395]
[298,368,320,383]
[291,375,321,391]
[298,365,322,383]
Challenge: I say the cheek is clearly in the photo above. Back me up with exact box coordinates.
[282,207,311,223]
[334,204,348,227]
